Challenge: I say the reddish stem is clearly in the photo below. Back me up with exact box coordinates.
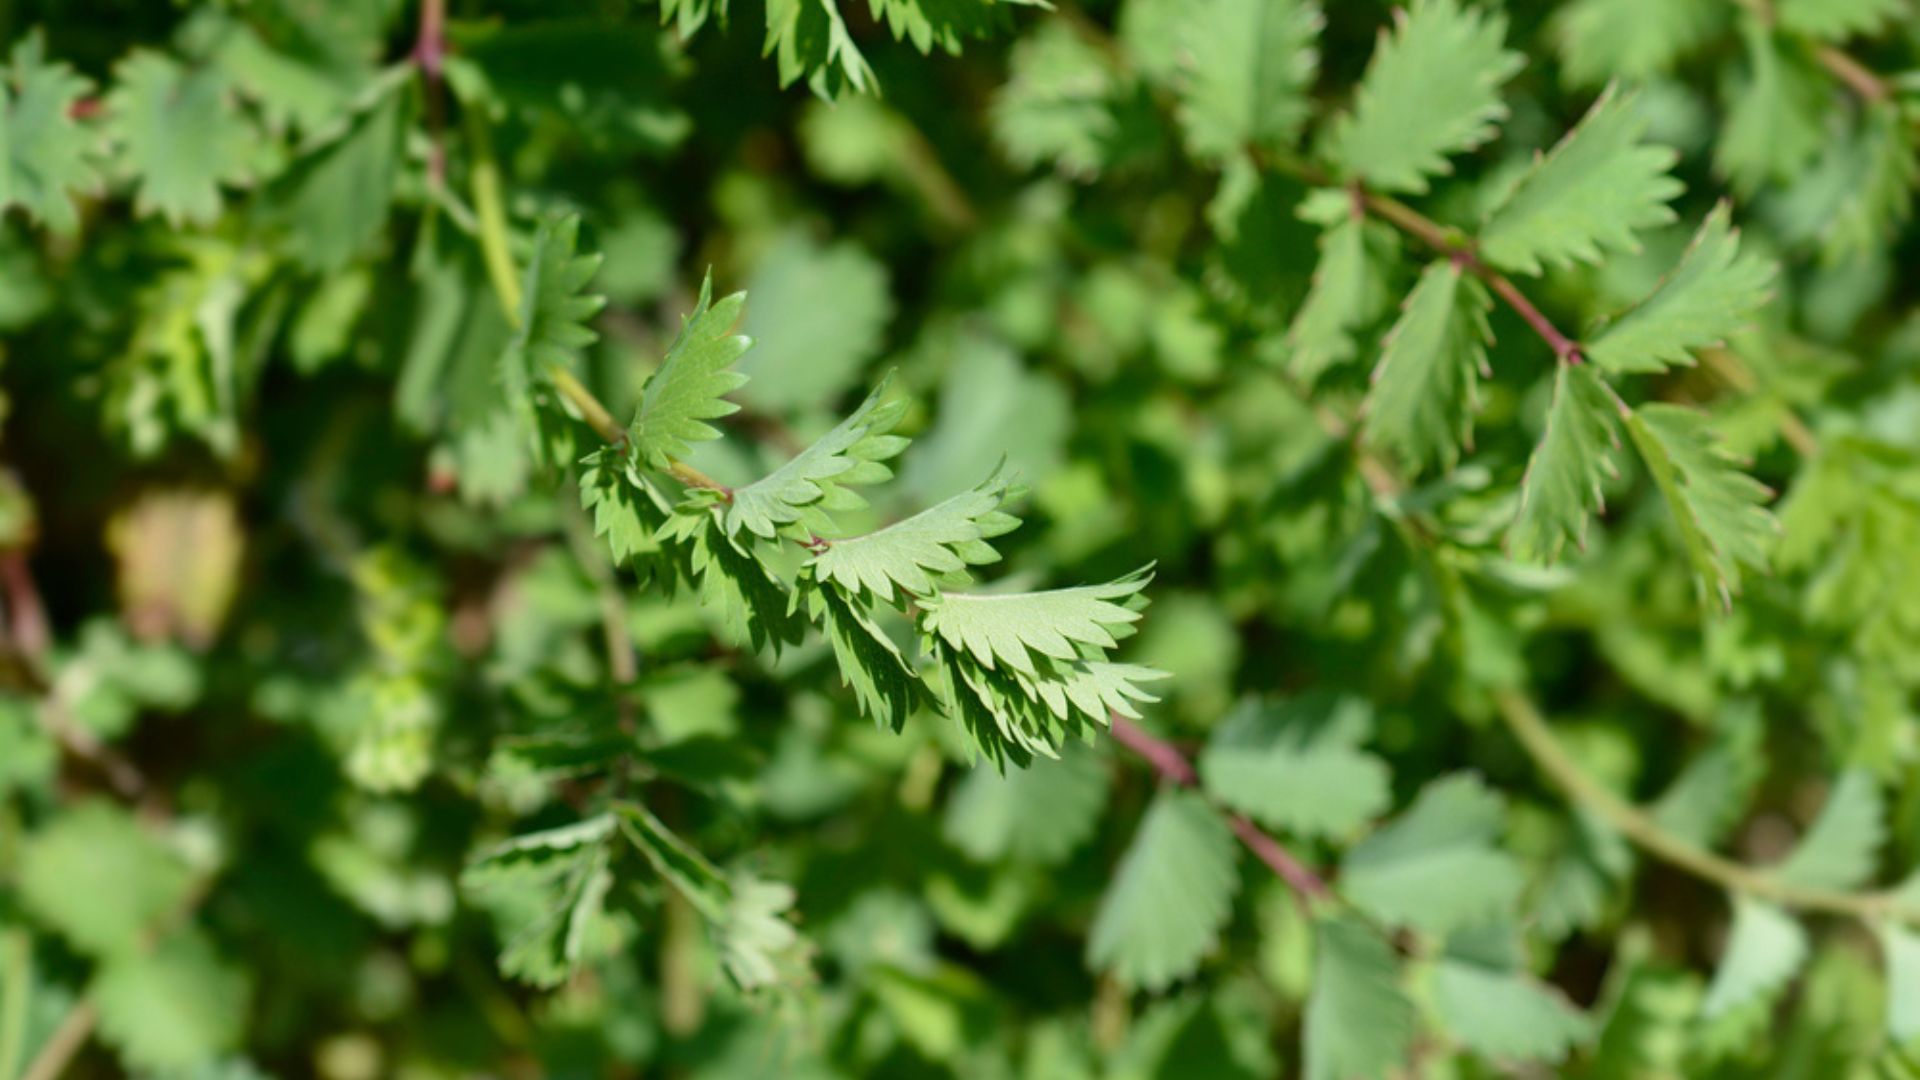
[1107,714,1333,902]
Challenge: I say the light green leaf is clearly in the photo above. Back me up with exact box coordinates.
[1650,704,1764,847]
[502,215,606,466]
[1432,954,1591,1063]
[1363,260,1493,474]
[1552,0,1723,87]
[991,21,1117,176]
[628,274,750,470]
[1586,204,1774,375]
[1304,916,1415,1080]
[1508,363,1621,563]
[1879,921,1920,1044]
[106,51,258,225]
[763,0,875,96]
[1,31,99,233]
[1176,0,1321,161]
[1715,23,1827,198]
[1326,0,1523,194]
[1087,789,1239,990]
[1286,213,1396,382]
[1198,693,1390,839]
[811,468,1022,603]
[1820,103,1917,265]
[942,741,1110,865]
[1623,403,1775,607]
[736,232,893,412]
[268,68,411,272]
[723,378,909,540]
[1341,774,1523,936]
[18,801,193,957]
[918,567,1152,678]
[461,815,619,987]
[1701,897,1807,1018]
[92,930,250,1072]
[1479,87,1681,276]
[1774,771,1883,892]
[1776,0,1906,40]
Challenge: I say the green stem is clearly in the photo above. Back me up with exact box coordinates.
[0,931,29,1080]
[464,110,523,324]
[1492,688,1904,922]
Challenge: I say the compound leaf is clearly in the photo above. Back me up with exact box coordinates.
[1305,916,1415,1080]
[1176,0,1321,161]
[0,31,99,233]
[1340,774,1523,936]
[106,51,258,225]
[1701,897,1807,1019]
[723,378,909,540]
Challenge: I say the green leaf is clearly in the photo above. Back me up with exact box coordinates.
[1175,0,1321,162]
[0,31,99,234]
[502,215,606,466]
[1340,774,1523,936]
[1086,789,1239,990]
[736,232,893,412]
[665,511,809,654]
[1775,0,1906,40]
[1508,363,1622,563]
[810,468,1021,603]
[918,568,1153,679]
[1552,0,1723,87]
[1478,87,1681,276]
[1362,260,1492,474]
[628,274,750,470]
[579,447,679,580]
[1198,693,1390,839]
[1715,23,1827,198]
[1304,916,1415,1080]
[763,0,876,96]
[1431,953,1590,1063]
[92,930,250,1072]
[1623,403,1775,607]
[1774,771,1884,892]
[990,21,1117,176]
[461,815,619,988]
[1819,103,1917,266]
[1701,897,1806,1018]
[1649,704,1764,847]
[267,68,411,272]
[809,585,927,732]
[942,741,1110,865]
[722,378,909,540]
[1286,213,1396,383]
[18,801,193,957]
[1879,921,1920,1044]
[106,51,258,225]
[1325,0,1523,194]
[618,803,810,990]
[1585,204,1774,375]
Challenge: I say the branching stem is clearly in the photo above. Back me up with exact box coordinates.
[1108,715,1334,903]
[1491,688,1906,922]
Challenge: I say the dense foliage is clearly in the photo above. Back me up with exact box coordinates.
[4,0,1920,1075]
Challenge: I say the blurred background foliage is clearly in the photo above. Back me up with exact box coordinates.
[4,0,1920,1076]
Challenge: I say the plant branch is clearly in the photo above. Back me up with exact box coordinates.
[1491,687,1905,921]
[1356,187,1584,364]
[1108,714,1334,903]
[0,930,29,1080]
[465,110,523,323]
[410,0,448,188]
[18,1002,93,1080]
